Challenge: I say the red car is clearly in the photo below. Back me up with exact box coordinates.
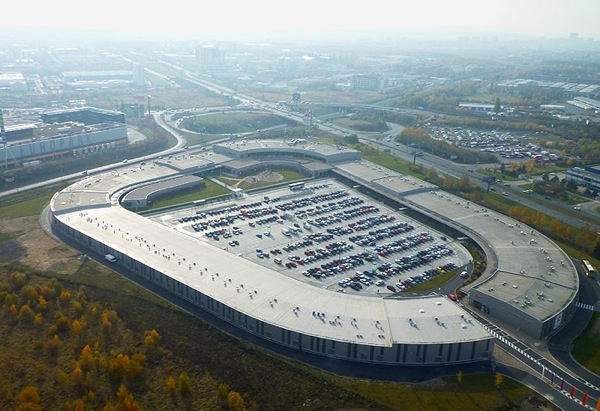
[387,285,397,292]
[448,294,458,302]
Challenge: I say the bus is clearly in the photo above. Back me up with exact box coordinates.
[289,181,305,191]
[582,260,596,277]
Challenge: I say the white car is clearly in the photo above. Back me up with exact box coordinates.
[104,254,117,263]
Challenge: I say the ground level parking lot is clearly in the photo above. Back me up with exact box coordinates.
[149,179,471,297]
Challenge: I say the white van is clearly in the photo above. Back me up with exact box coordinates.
[104,254,117,263]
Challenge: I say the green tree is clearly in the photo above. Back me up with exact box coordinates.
[343,134,359,144]
[144,329,161,350]
[494,97,501,114]
[495,372,504,388]
[217,383,229,400]
[228,391,247,411]
[427,167,440,184]
[178,372,191,395]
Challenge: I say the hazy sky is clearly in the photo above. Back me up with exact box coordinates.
[2,0,599,42]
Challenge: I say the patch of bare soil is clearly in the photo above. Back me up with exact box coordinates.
[0,216,81,274]
[236,170,283,188]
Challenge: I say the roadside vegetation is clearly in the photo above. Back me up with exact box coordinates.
[142,180,231,211]
[572,313,600,375]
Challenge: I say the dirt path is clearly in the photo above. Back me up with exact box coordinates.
[233,170,283,188]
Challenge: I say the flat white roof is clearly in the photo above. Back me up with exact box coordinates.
[330,160,577,323]
[51,141,576,346]
[57,205,489,346]
[405,190,578,322]
[51,148,493,346]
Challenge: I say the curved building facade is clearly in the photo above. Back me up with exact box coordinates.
[49,140,578,367]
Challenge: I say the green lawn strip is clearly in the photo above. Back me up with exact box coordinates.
[528,195,597,223]
[519,183,535,190]
[145,179,230,210]
[327,373,532,410]
[527,165,567,176]
[0,231,20,242]
[0,191,55,218]
[478,165,567,180]
[70,259,182,310]
[464,93,525,104]
[184,133,227,146]
[563,192,591,205]
[400,270,457,294]
[361,150,427,179]
[333,117,387,132]
[181,112,288,135]
[477,169,521,181]
[215,176,241,186]
[572,313,600,374]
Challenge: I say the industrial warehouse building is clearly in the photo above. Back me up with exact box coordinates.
[1,107,128,167]
[50,140,579,368]
[41,107,125,125]
[0,123,127,166]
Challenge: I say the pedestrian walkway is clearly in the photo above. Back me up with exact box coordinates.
[576,301,596,311]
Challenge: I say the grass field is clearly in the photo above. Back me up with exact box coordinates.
[333,116,388,132]
[0,185,61,218]
[144,180,230,210]
[178,130,225,147]
[180,112,289,135]
[400,270,457,294]
[329,373,533,410]
[361,149,428,179]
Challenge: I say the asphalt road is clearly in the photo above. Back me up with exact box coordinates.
[363,138,599,232]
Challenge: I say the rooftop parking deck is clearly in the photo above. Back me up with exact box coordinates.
[150,180,470,298]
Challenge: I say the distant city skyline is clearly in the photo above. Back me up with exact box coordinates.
[1,0,599,43]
